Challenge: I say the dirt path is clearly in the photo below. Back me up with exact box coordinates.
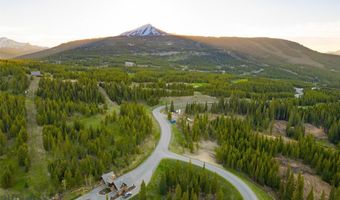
[25,76,50,195]
[98,86,116,108]
[98,86,120,114]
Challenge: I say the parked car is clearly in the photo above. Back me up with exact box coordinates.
[123,192,132,199]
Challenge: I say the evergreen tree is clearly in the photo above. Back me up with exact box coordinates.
[328,186,339,200]
[320,191,325,200]
[139,181,147,200]
[217,189,224,200]
[0,130,6,155]
[168,112,172,121]
[0,165,13,188]
[159,173,167,195]
[17,144,30,168]
[182,191,189,200]
[293,172,304,200]
[175,184,182,200]
[170,101,175,112]
[306,187,314,200]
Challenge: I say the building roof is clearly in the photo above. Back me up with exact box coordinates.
[31,71,41,76]
[113,179,126,189]
[101,171,116,185]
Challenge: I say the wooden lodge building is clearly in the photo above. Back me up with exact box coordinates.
[101,172,128,195]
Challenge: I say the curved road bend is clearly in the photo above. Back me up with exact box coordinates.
[77,106,257,200]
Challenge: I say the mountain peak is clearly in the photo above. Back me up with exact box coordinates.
[120,24,167,37]
[0,37,47,59]
[0,37,31,48]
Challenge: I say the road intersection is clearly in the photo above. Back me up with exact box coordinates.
[77,106,258,200]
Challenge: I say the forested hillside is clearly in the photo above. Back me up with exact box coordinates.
[0,59,339,199]
[19,33,340,87]
[177,90,340,199]
[0,94,29,188]
[0,60,159,198]
[137,159,242,200]
[0,63,29,94]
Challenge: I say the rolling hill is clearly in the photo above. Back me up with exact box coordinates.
[329,50,340,55]
[20,25,340,86]
[0,37,46,58]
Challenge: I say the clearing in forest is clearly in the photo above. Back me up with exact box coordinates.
[25,77,51,196]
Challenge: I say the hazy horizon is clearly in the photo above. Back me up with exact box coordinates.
[1,0,340,52]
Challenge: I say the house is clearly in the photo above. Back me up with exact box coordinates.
[31,71,41,77]
[101,171,116,190]
[125,62,135,67]
[101,172,128,193]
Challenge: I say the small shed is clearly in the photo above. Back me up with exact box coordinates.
[31,71,41,77]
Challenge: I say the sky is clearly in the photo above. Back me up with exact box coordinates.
[1,0,340,52]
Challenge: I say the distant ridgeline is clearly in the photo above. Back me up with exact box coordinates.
[16,24,340,87]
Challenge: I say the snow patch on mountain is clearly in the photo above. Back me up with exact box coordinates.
[120,24,167,37]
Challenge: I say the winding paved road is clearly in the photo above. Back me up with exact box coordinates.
[77,106,258,200]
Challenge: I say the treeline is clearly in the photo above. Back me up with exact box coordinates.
[139,159,241,200]
[141,82,194,91]
[37,78,104,104]
[279,168,307,200]
[36,98,102,126]
[0,93,30,188]
[178,115,340,197]
[43,103,153,191]
[130,69,231,83]
[50,68,130,84]
[185,97,340,144]
[35,78,105,126]
[0,63,29,94]
[185,102,208,115]
[298,88,340,106]
[2,59,129,84]
[198,78,296,100]
[101,82,193,106]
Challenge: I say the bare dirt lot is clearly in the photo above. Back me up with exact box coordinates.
[304,123,328,140]
[276,155,331,200]
[184,140,221,166]
[272,120,328,140]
